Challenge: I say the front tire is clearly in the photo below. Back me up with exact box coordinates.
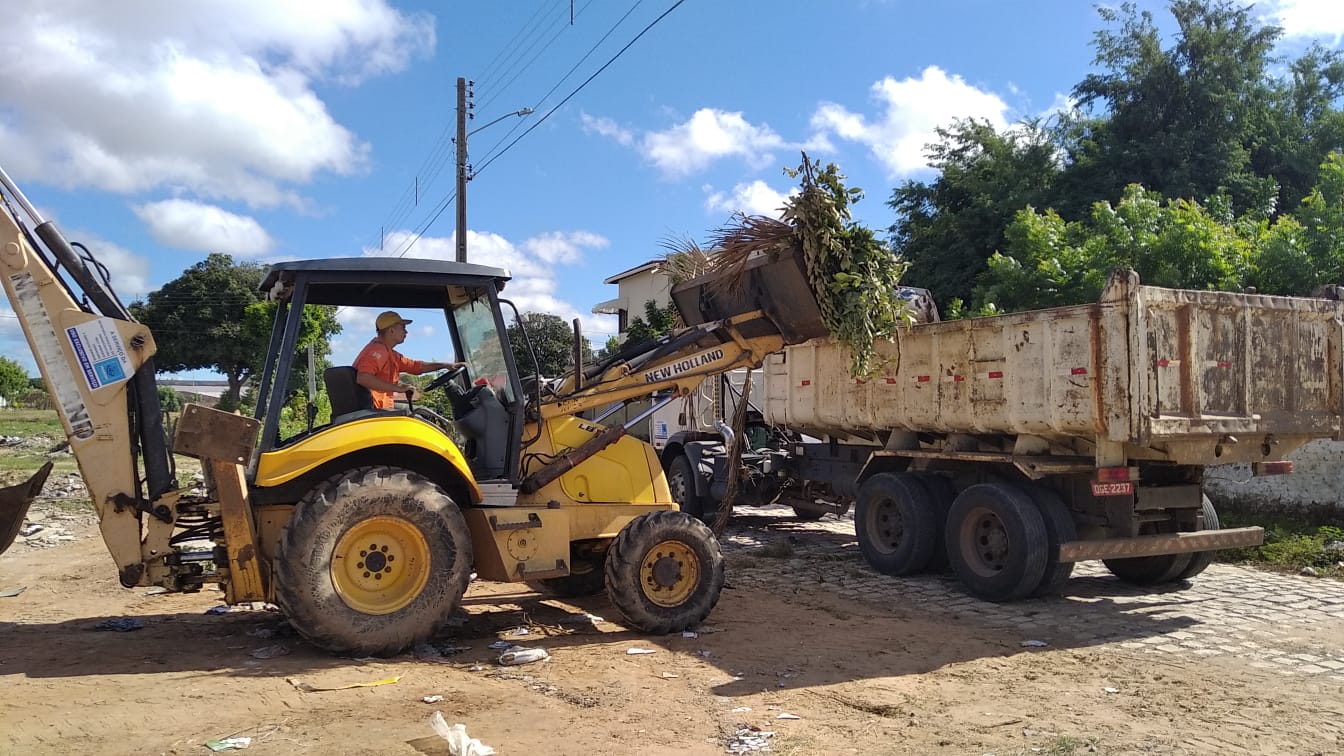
[275,466,473,656]
[604,510,725,634]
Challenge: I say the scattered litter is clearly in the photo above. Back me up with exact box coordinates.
[287,675,401,693]
[415,642,471,663]
[776,713,801,720]
[487,640,512,650]
[583,613,604,623]
[205,605,232,615]
[731,707,752,713]
[142,586,170,596]
[726,726,774,754]
[19,523,43,537]
[204,736,252,751]
[468,664,485,672]
[626,648,657,655]
[422,695,445,704]
[697,649,714,658]
[1301,566,1319,577]
[497,646,549,666]
[511,628,530,636]
[1103,687,1120,694]
[656,672,680,679]
[682,631,699,639]
[94,617,143,632]
[1020,640,1049,648]
[0,586,26,598]
[250,644,290,659]
[429,712,496,756]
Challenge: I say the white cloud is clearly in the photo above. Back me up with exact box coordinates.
[1266,0,1344,42]
[0,1,433,206]
[134,200,275,257]
[811,66,1011,177]
[336,228,616,363]
[704,180,793,218]
[640,109,788,177]
[580,113,635,146]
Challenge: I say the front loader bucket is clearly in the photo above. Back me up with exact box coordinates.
[0,461,53,556]
[670,249,827,346]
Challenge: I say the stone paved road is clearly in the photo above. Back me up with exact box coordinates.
[721,505,1344,685]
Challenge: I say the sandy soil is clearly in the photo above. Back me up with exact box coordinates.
[1,505,1341,756]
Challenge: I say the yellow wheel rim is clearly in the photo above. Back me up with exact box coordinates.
[331,516,431,615]
[639,539,700,608]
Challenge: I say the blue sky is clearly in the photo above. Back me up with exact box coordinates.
[2,0,1342,378]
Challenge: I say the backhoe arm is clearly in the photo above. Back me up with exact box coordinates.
[0,165,177,586]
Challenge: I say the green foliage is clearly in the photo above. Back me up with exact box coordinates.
[0,357,31,406]
[889,118,1062,309]
[624,300,679,345]
[157,386,182,413]
[784,156,911,376]
[507,312,593,378]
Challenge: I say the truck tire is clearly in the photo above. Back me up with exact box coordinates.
[1175,496,1220,581]
[911,472,956,572]
[1020,484,1076,596]
[945,483,1048,601]
[667,456,707,522]
[275,466,473,657]
[855,473,939,576]
[527,558,607,598]
[1103,550,1192,585]
[604,510,725,634]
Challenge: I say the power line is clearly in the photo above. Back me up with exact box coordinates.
[472,0,684,180]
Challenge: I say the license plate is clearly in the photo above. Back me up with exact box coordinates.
[1091,481,1134,497]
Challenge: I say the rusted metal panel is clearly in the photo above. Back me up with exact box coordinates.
[763,278,1344,463]
[1057,526,1264,562]
[173,403,259,465]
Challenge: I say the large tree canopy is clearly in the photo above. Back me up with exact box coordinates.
[131,253,341,407]
[507,312,593,378]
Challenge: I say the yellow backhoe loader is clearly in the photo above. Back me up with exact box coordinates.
[0,163,821,655]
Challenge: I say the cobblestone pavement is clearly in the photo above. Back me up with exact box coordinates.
[721,505,1344,684]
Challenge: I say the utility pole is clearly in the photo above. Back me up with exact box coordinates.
[455,77,470,263]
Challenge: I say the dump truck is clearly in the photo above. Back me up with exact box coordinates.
[0,164,821,655]
[664,269,1341,600]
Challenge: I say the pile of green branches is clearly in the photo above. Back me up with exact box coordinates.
[661,153,911,376]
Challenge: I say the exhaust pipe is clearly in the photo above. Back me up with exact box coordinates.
[0,461,54,555]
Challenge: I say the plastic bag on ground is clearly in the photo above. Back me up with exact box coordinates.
[429,712,496,756]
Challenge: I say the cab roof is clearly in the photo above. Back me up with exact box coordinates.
[260,257,511,308]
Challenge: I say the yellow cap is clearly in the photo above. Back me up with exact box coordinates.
[375,311,412,331]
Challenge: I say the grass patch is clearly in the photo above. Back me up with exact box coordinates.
[0,409,63,437]
[1218,512,1343,576]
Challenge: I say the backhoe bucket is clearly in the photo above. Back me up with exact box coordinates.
[0,461,53,556]
[670,249,827,346]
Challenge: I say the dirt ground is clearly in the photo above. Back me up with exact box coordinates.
[2,503,1341,756]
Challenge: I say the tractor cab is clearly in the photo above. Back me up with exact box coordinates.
[254,257,526,490]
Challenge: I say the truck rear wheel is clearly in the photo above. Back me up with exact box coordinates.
[855,473,939,576]
[945,483,1048,601]
[275,466,473,656]
[1020,484,1076,596]
[911,472,955,572]
[1175,496,1220,581]
[604,510,725,634]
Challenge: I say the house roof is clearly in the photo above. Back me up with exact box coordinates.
[602,260,661,285]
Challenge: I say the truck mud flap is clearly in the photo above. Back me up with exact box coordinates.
[0,461,54,555]
[1057,526,1263,563]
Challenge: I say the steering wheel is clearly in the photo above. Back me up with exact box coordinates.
[424,364,468,393]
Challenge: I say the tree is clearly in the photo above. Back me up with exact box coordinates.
[887,118,1063,308]
[507,312,593,378]
[623,300,679,345]
[0,357,30,407]
[131,253,341,408]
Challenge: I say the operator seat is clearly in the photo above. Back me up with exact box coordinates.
[324,366,374,418]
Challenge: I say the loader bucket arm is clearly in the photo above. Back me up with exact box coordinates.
[0,461,53,555]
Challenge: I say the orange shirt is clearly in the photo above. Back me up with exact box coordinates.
[353,339,427,409]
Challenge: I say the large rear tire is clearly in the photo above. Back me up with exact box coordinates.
[945,483,1048,601]
[911,472,956,573]
[275,466,473,657]
[604,510,725,634]
[1175,496,1220,581]
[1020,484,1076,596]
[855,473,940,575]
